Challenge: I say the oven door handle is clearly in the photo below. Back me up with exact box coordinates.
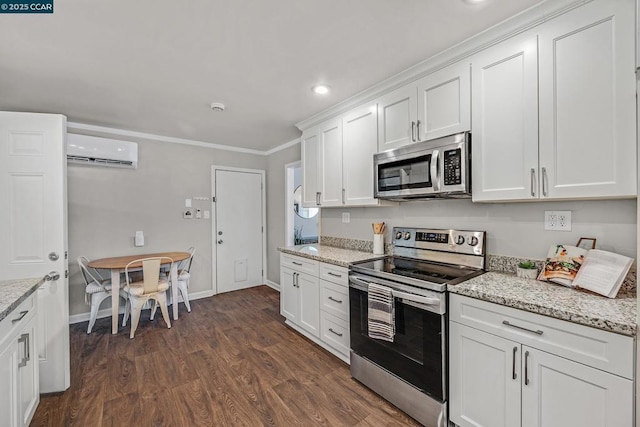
[391,290,440,306]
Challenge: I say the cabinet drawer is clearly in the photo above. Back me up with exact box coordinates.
[280,254,319,276]
[320,280,348,320]
[319,263,348,286]
[450,294,634,379]
[320,311,350,356]
[0,293,35,349]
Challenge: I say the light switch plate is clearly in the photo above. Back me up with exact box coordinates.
[204,210,210,219]
[185,198,192,208]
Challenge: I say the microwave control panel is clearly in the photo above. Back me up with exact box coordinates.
[443,148,462,186]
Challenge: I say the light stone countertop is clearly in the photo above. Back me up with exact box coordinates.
[449,272,637,336]
[278,244,383,267]
[0,277,44,323]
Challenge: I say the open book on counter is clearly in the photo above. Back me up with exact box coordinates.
[537,245,633,298]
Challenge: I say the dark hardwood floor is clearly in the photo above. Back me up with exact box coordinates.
[31,286,420,426]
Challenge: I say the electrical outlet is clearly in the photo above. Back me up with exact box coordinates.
[342,212,350,223]
[545,210,572,231]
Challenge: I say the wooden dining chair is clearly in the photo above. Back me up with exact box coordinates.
[77,256,129,334]
[123,257,172,339]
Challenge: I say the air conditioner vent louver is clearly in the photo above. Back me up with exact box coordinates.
[66,133,138,169]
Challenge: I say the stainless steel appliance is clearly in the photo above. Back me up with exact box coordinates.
[374,132,471,200]
[349,227,486,427]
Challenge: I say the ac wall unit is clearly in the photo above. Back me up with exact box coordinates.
[66,133,138,169]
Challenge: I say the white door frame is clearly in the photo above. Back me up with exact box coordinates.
[211,165,266,295]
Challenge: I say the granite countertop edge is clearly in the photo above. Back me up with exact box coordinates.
[278,244,383,267]
[449,272,637,337]
[0,277,45,323]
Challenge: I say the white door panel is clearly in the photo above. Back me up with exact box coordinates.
[214,169,263,294]
[0,112,69,393]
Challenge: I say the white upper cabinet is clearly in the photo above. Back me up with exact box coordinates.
[417,61,471,142]
[343,103,379,206]
[301,127,320,208]
[538,0,636,199]
[318,119,343,207]
[378,61,471,152]
[471,34,539,202]
[377,83,417,152]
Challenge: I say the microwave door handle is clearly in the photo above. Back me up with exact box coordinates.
[431,149,440,192]
[392,290,440,306]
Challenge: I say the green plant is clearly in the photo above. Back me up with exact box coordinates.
[294,226,304,245]
[518,260,536,269]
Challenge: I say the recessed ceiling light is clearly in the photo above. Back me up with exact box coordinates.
[210,102,225,112]
[312,85,330,95]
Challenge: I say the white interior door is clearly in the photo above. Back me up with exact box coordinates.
[0,112,69,393]
[213,168,264,294]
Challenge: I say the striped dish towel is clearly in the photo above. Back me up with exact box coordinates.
[368,283,395,342]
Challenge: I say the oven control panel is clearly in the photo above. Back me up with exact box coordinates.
[392,227,485,256]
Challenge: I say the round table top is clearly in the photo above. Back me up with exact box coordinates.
[87,251,191,269]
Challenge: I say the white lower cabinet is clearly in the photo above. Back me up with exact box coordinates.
[449,294,634,427]
[280,253,350,363]
[0,293,39,427]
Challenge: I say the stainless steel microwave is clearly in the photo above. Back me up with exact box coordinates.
[374,132,471,200]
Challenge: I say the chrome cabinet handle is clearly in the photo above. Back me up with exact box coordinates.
[430,150,440,192]
[327,272,342,278]
[411,121,416,142]
[12,310,28,323]
[541,167,548,197]
[292,261,303,266]
[328,328,343,337]
[512,346,518,380]
[44,271,60,281]
[530,168,536,197]
[502,320,543,335]
[524,350,530,385]
[328,296,343,304]
[416,120,421,140]
[342,188,345,205]
[293,273,298,288]
[18,334,28,368]
[316,192,321,206]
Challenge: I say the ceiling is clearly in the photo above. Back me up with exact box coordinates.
[0,0,543,152]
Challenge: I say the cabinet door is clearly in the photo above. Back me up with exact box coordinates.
[297,273,320,337]
[301,128,320,208]
[471,33,539,202]
[521,347,633,427]
[18,316,38,427]
[0,339,19,427]
[377,83,417,152]
[342,103,379,206]
[280,267,298,322]
[318,119,343,207]
[416,61,471,141]
[538,0,636,199]
[449,322,521,427]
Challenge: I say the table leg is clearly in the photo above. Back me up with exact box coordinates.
[171,263,179,320]
[111,269,120,334]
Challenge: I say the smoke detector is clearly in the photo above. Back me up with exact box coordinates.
[210,102,225,112]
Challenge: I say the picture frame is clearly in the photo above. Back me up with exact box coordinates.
[576,237,597,250]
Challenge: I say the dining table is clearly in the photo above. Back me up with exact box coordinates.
[88,251,191,334]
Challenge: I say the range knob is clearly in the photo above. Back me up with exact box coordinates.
[403,232,411,240]
[467,236,479,246]
[395,231,403,240]
[455,235,465,245]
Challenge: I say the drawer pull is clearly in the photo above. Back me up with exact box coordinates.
[12,310,29,323]
[292,261,303,266]
[327,272,342,278]
[328,296,343,304]
[328,328,343,337]
[502,320,543,335]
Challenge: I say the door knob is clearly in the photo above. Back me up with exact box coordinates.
[217,239,223,244]
[44,271,60,281]
[48,252,59,261]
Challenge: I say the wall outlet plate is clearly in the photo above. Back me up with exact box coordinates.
[544,210,571,231]
[342,212,350,223]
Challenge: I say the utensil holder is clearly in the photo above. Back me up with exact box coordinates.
[373,234,384,255]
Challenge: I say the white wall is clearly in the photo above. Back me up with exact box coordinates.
[67,130,266,316]
[321,199,637,260]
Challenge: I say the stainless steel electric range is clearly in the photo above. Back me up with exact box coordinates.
[349,227,486,427]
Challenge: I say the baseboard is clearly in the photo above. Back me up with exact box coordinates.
[265,280,280,291]
[68,289,216,324]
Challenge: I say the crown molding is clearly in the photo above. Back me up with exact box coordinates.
[295,0,588,131]
[263,137,300,156]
